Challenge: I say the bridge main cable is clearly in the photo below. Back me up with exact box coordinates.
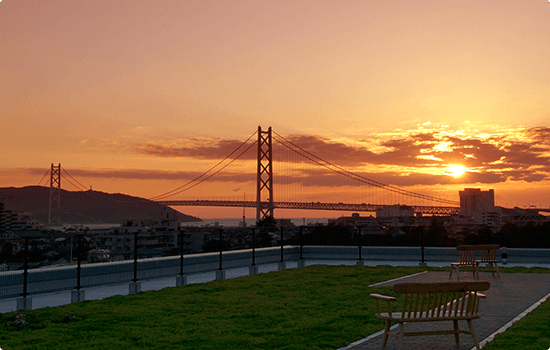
[148,131,258,201]
[272,131,459,206]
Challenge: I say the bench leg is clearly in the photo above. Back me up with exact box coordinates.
[382,320,391,348]
[397,322,404,350]
[492,262,500,278]
[453,320,460,344]
[467,319,480,350]
[449,265,453,279]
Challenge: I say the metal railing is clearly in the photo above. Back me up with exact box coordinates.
[1,226,547,304]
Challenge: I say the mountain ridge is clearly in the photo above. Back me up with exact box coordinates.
[0,186,201,225]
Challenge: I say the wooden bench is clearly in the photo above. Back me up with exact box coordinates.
[476,244,500,278]
[370,281,490,350]
[450,245,479,279]
[450,244,500,279]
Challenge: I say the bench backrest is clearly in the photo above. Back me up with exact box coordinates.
[456,244,500,264]
[456,245,478,264]
[392,282,490,320]
[476,244,500,263]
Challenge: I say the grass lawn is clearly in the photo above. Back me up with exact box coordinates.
[482,276,550,350]
[0,265,549,349]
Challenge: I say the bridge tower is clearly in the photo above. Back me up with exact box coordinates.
[256,126,274,222]
[48,163,61,226]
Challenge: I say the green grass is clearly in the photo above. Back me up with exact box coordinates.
[0,265,549,350]
[483,290,550,350]
[460,266,550,350]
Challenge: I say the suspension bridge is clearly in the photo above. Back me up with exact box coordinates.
[42,126,465,225]
[154,126,460,218]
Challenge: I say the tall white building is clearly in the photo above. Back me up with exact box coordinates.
[459,188,498,225]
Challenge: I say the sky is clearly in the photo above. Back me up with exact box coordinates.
[1,0,550,219]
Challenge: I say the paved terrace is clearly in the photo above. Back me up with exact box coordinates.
[1,257,550,350]
[342,270,550,350]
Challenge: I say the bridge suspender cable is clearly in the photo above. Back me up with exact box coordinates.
[272,131,459,206]
[153,140,257,200]
[37,168,51,187]
[148,131,258,201]
[62,167,90,192]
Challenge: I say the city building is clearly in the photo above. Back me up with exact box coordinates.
[0,198,45,234]
[459,188,499,226]
[375,205,415,227]
[86,208,190,260]
[0,201,5,234]
[375,205,415,219]
[328,213,376,227]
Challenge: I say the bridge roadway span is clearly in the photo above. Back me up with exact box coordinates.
[157,200,460,215]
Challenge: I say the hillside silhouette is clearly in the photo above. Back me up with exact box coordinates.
[0,186,201,225]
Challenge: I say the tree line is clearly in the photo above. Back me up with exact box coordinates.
[287,218,550,248]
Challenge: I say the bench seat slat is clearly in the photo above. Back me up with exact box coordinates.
[374,311,482,322]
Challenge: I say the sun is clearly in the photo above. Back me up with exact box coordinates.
[448,164,466,177]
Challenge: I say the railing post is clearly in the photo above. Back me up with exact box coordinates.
[17,237,32,310]
[298,226,305,267]
[133,232,138,282]
[356,227,364,266]
[129,232,141,294]
[278,227,286,270]
[71,234,85,303]
[177,230,187,286]
[22,236,29,298]
[76,234,82,290]
[249,227,258,275]
[216,229,226,279]
[501,246,508,265]
[252,227,256,266]
[179,231,185,276]
[280,227,284,262]
[218,229,223,270]
[419,226,427,266]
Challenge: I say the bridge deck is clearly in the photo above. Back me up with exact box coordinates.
[157,200,461,215]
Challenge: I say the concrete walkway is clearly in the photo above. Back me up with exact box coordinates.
[342,270,550,350]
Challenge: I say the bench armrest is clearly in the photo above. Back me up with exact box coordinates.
[369,293,397,317]
[369,294,397,301]
[465,291,486,299]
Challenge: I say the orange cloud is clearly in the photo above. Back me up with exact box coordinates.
[28,167,255,183]
[128,138,257,160]
[123,125,550,186]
